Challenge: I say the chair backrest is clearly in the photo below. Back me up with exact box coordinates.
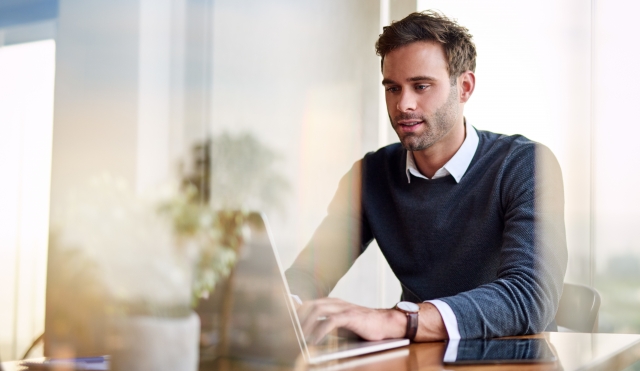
[555,283,601,332]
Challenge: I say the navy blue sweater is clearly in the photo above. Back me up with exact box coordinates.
[285,130,567,338]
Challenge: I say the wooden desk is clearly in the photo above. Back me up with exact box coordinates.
[309,332,640,371]
[4,332,640,371]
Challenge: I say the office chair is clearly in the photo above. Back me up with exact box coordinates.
[555,283,601,333]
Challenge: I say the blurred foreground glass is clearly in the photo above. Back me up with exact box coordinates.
[41,0,391,368]
[3,0,639,368]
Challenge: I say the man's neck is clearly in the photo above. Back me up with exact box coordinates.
[412,119,466,179]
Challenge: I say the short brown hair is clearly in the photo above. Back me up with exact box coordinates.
[375,11,477,80]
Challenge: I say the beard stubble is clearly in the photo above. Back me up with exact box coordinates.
[392,84,460,152]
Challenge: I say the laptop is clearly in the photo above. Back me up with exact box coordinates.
[213,212,408,366]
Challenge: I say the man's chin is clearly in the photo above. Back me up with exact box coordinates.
[400,139,431,152]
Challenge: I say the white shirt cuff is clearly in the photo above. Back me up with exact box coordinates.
[443,338,460,362]
[425,299,461,340]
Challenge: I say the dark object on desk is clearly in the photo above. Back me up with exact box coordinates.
[443,338,557,365]
[555,283,601,332]
[21,356,108,371]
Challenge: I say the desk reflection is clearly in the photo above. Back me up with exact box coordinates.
[306,339,558,371]
[304,332,640,371]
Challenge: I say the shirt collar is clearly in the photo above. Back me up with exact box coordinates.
[405,120,479,184]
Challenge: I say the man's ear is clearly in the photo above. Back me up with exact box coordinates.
[458,71,475,103]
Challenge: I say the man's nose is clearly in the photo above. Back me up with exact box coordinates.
[397,90,417,112]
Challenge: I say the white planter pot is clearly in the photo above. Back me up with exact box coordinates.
[109,311,200,371]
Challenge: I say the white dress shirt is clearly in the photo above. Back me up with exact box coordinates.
[405,121,479,341]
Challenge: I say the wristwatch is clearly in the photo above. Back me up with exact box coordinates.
[394,301,419,341]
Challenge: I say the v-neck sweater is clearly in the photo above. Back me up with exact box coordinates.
[286,130,567,338]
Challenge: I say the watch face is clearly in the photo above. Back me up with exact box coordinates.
[397,301,420,312]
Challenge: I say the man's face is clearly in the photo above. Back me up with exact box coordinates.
[382,41,461,152]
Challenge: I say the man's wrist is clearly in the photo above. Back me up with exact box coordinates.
[426,299,460,340]
[381,302,448,341]
[415,302,448,341]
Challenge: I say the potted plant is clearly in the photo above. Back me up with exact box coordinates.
[49,174,245,371]
[47,132,290,370]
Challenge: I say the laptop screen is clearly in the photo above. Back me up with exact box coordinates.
[200,213,303,366]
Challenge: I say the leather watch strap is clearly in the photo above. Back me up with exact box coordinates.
[405,312,419,341]
[394,301,420,341]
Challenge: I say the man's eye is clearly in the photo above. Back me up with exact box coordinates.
[416,84,429,91]
[385,86,400,92]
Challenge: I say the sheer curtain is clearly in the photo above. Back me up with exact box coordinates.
[0,39,55,361]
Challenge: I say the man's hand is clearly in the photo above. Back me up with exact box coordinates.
[297,297,404,344]
[296,298,448,344]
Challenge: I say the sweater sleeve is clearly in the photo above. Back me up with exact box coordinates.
[285,160,374,301]
[438,143,568,338]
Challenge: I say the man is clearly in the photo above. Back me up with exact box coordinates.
[285,11,567,343]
